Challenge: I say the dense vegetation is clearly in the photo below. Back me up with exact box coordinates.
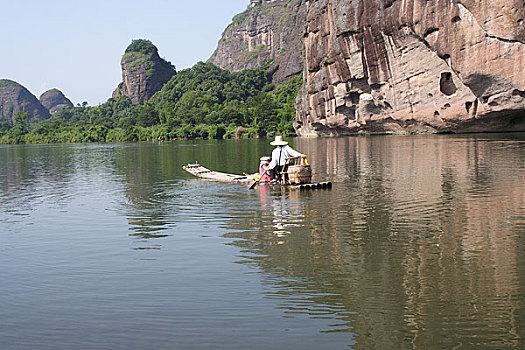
[124,39,158,55]
[0,62,302,144]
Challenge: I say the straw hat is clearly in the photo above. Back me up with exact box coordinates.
[270,135,288,146]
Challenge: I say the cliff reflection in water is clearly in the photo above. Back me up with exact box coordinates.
[225,134,525,349]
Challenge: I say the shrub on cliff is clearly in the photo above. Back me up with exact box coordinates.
[125,39,157,55]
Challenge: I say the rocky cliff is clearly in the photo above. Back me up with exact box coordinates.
[113,39,176,104]
[209,0,306,84]
[214,0,525,135]
[0,79,51,124]
[295,0,525,135]
[39,88,73,115]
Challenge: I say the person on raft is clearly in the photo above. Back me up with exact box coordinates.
[265,135,305,181]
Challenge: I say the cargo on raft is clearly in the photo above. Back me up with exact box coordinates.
[182,161,332,190]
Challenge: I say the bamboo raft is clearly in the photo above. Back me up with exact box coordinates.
[183,163,332,190]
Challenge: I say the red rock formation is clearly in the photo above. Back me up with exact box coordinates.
[0,80,50,124]
[209,0,306,84]
[113,40,176,104]
[39,89,73,115]
[295,0,525,135]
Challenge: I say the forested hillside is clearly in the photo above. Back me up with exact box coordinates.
[0,62,302,144]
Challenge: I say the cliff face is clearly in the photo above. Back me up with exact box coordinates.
[0,80,51,124]
[113,39,176,104]
[295,0,525,135]
[39,89,73,115]
[209,0,306,83]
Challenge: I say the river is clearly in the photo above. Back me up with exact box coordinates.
[1,134,524,349]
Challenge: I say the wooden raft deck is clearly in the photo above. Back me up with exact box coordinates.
[183,163,252,183]
[182,163,332,190]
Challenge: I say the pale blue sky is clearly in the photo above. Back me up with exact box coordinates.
[1,0,248,105]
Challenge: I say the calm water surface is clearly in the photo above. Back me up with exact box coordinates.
[0,134,524,349]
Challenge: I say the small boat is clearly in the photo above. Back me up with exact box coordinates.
[182,163,332,190]
[183,163,252,183]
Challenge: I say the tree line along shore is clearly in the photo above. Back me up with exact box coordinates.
[0,62,302,144]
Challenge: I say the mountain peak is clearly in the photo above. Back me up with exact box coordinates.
[0,79,50,124]
[39,89,73,115]
[113,39,176,104]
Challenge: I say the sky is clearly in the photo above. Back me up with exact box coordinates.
[0,0,248,105]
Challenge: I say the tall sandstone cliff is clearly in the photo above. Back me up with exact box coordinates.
[113,39,176,104]
[209,0,306,84]
[296,0,525,135]
[214,0,525,135]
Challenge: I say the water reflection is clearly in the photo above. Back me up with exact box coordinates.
[111,144,176,245]
[225,134,525,348]
[110,140,276,249]
[0,145,75,210]
[0,135,523,348]
[0,144,122,228]
[258,186,307,240]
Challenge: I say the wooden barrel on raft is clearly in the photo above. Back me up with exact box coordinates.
[286,165,312,184]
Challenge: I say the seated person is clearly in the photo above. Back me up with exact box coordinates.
[266,136,304,181]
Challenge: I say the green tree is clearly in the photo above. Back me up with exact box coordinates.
[136,105,159,127]
[7,111,30,143]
